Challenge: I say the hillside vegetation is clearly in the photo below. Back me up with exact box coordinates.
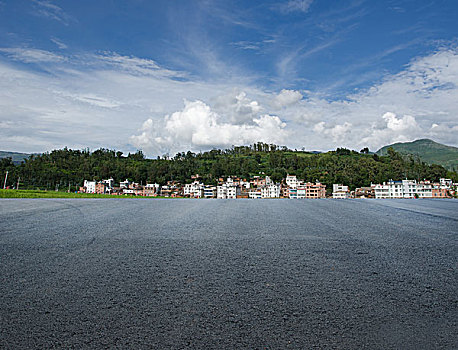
[1,143,456,192]
[377,139,458,171]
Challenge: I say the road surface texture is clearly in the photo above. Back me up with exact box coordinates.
[1,199,457,349]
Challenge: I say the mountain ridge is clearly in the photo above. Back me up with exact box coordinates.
[376,139,458,171]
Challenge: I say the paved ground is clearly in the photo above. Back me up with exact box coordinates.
[0,199,457,349]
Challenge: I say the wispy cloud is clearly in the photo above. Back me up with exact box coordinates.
[279,0,314,14]
[32,0,74,25]
[230,41,261,51]
[0,47,65,63]
[50,37,67,49]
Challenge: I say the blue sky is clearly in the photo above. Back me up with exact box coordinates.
[0,0,457,155]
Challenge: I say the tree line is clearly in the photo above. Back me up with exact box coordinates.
[1,143,456,192]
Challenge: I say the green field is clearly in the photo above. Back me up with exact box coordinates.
[0,189,165,199]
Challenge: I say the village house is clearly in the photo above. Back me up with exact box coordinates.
[248,188,262,199]
[353,187,375,198]
[286,175,300,188]
[296,182,326,199]
[83,180,96,193]
[372,178,453,199]
[332,184,350,199]
[203,185,217,198]
[120,179,130,189]
[183,180,204,198]
[217,179,240,199]
[261,183,281,198]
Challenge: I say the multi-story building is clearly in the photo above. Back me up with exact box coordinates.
[440,178,452,189]
[250,176,266,188]
[417,181,433,198]
[217,183,240,199]
[183,180,204,198]
[143,183,160,196]
[203,186,217,198]
[432,187,448,198]
[102,178,114,189]
[261,184,281,198]
[95,182,106,194]
[120,179,130,189]
[288,188,298,199]
[296,182,326,199]
[239,180,251,189]
[83,180,96,194]
[286,175,300,189]
[374,179,418,199]
[332,184,350,199]
[248,188,262,199]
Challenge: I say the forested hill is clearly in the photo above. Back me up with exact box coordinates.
[1,143,457,191]
[377,139,458,171]
[0,151,31,165]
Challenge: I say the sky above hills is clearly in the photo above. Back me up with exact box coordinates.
[0,0,457,156]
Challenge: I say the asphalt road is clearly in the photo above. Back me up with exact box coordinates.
[1,198,457,349]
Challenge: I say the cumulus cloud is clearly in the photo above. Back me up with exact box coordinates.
[272,89,303,109]
[359,112,422,147]
[130,100,287,154]
[1,45,458,155]
[212,90,262,124]
[313,121,352,142]
[282,46,458,151]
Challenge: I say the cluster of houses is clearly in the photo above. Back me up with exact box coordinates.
[333,178,456,199]
[80,175,457,199]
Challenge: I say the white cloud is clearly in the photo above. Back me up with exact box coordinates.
[282,46,458,151]
[0,45,458,155]
[212,90,262,124]
[131,100,287,154]
[50,37,68,49]
[32,0,74,25]
[280,0,314,14]
[272,89,303,109]
[359,112,422,147]
[0,48,65,63]
[382,112,418,132]
[313,121,352,142]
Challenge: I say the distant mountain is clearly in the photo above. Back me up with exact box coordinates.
[376,139,458,171]
[0,151,31,165]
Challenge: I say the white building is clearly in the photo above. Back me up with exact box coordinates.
[145,183,160,190]
[239,180,251,189]
[332,184,350,199]
[261,184,281,198]
[248,189,262,199]
[417,181,433,198]
[102,178,114,188]
[286,175,300,189]
[184,180,204,198]
[265,176,273,186]
[373,179,418,199]
[203,186,217,198]
[120,179,130,188]
[217,183,239,199]
[440,178,452,189]
[83,180,96,194]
